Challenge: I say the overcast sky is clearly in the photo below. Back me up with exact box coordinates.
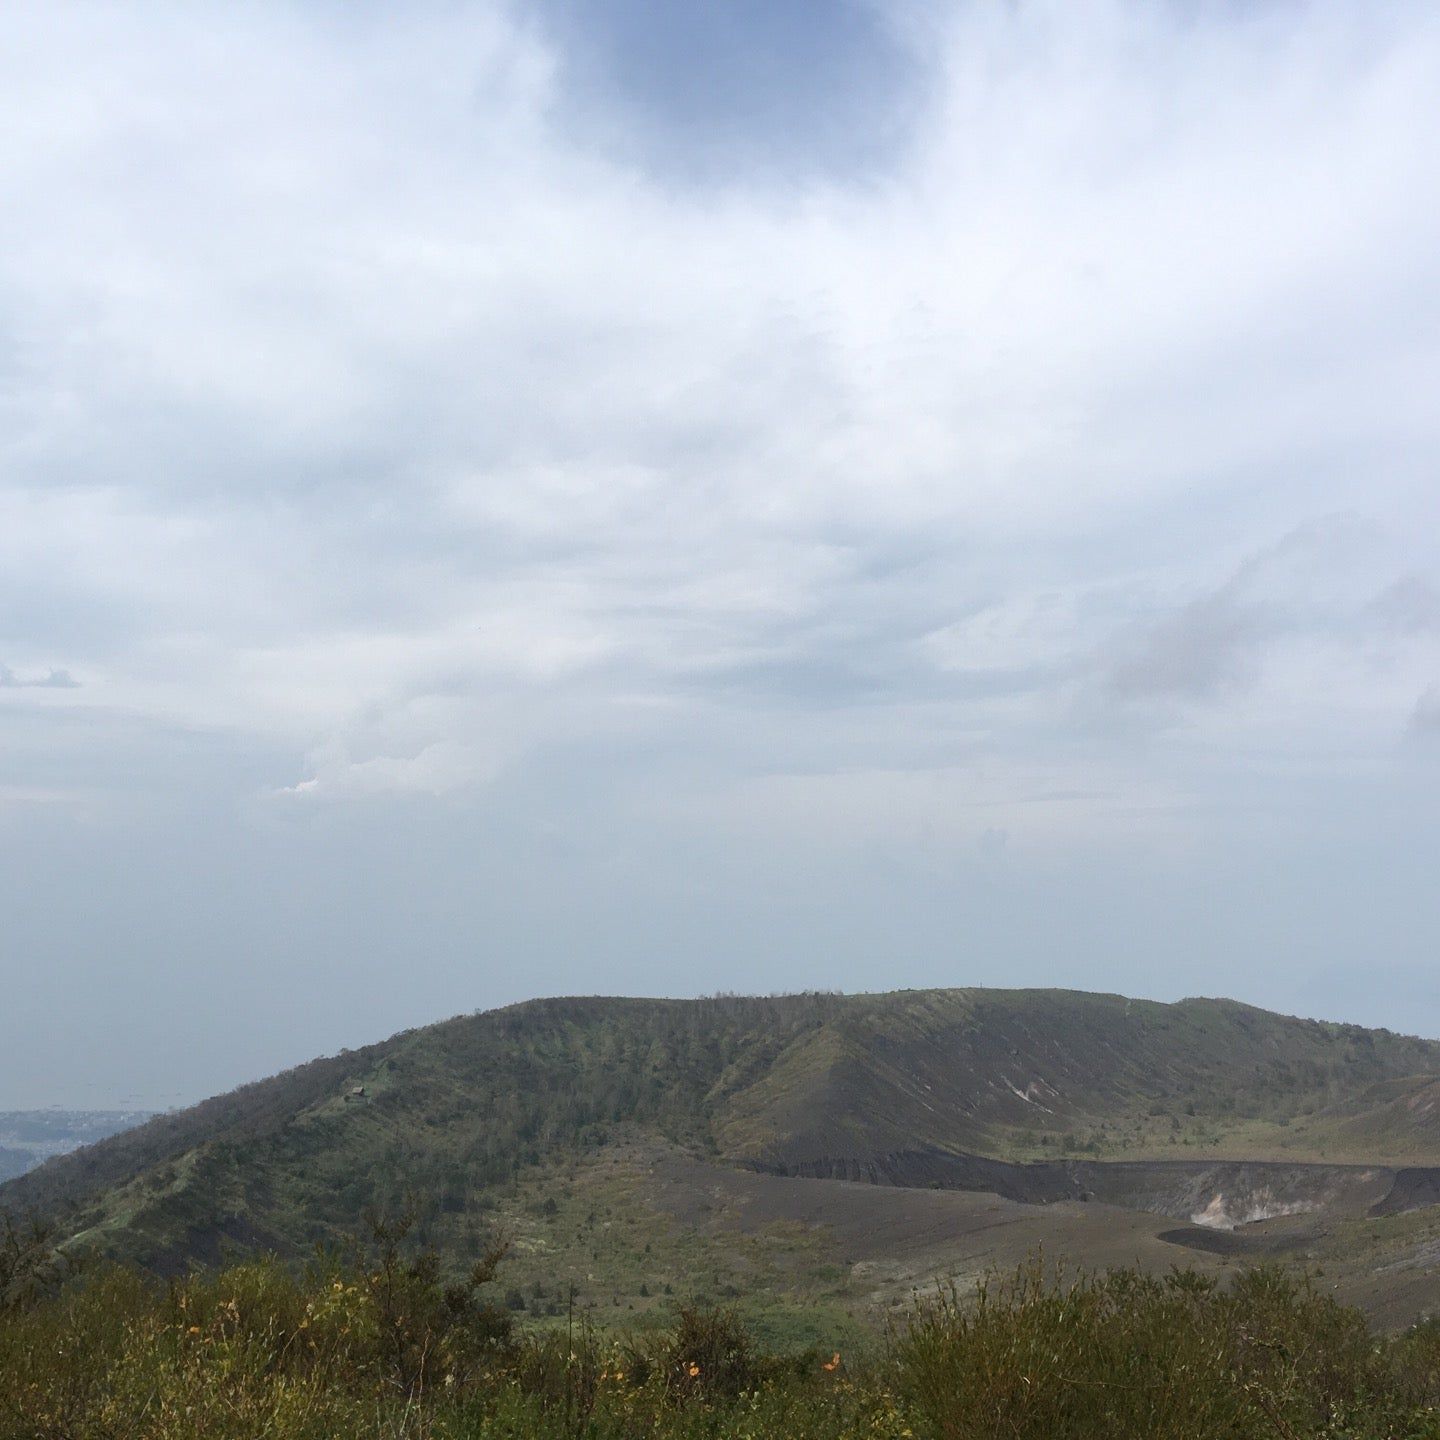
[3,1,1439,1108]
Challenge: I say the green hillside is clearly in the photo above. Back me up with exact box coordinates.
[7,988,1440,1326]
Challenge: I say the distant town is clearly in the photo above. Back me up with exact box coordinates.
[0,1110,151,1182]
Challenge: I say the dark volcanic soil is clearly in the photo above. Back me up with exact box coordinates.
[744,1150,1430,1228]
[645,1152,1243,1305]
[631,1147,1440,1327]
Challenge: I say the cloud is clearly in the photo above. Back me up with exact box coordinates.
[0,665,80,690]
[277,740,503,802]
[1104,585,1273,701]
[532,0,919,184]
[1096,528,1330,703]
[3,2,1440,1099]
[1093,521,1440,750]
[0,2,1433,815]
[1368,577,1440,635]
[1413,689,1440,737]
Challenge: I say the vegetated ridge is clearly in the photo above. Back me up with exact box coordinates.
[8,990,1440,1272]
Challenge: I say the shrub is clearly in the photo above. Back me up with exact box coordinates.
[2,1247,1440,1439]
[353,1205,513,1394]
[661,1305,758,1403]
[894,1258,1412,1440]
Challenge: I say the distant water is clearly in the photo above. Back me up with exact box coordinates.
[0,1109,153,1180]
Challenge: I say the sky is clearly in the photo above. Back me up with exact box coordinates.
[2,0,1439,1109]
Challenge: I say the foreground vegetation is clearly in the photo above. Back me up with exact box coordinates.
[5,1211,1440,1439]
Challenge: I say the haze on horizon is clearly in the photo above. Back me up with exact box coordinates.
[2,0,1438,1111]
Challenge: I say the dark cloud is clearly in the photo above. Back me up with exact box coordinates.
[1098,520,1424,707]
[1412,689,1440,736]
[534,0,919,184]
[1368,577,1440,635]
[1104,586,1273,701]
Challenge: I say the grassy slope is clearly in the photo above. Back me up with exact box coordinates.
[6,988,1440,1320]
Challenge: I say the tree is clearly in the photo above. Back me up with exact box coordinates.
[0,1212,63,1314]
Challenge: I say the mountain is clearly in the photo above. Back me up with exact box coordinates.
[8,989,1440,1331]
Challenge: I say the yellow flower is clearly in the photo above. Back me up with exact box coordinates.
[686,1362,700,1377]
